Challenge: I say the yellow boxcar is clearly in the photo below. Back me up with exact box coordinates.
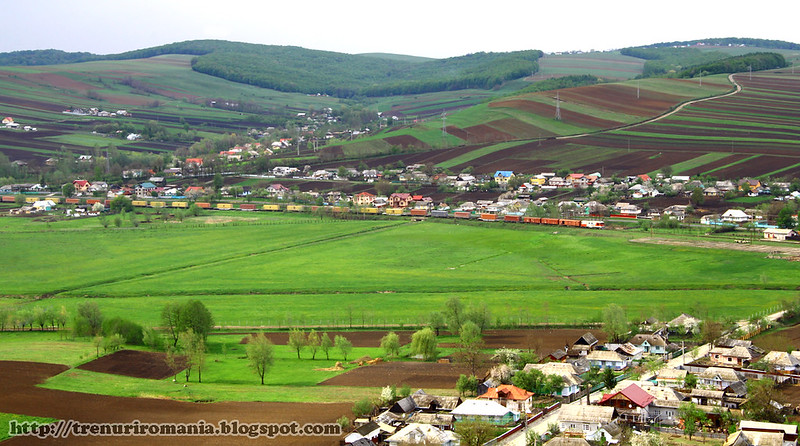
[286,205,305,212]
[362,207,379,214]
[48,197,60,204]
[172,201,188,208]
[217,203,233,210]
[385,208,403,215]
[25,196,38,203]
[132,200,148,207]
[262,204,281,211]
[150,201,166,208]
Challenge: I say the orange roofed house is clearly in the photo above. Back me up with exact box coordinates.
[477,384,533,413]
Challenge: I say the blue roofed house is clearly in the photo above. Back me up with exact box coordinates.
[494,171,515,186]
[135,182,157,198]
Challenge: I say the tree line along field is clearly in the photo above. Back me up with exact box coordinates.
[0,213,797,328]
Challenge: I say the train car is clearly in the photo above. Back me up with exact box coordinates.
[453,211,472,219]
[104,199,111,207]
[560,219,581,227]
[25,196,39,203]
[609,213,637,219]
[48,197,61,204]
[310,206,320,212]
[196,202,211,209]
[431,210,449,218]
[480,213,498,221]
[172,201,188,208]
[132,200,148,207]
[216,203,233,210]
[541,217,560,225]
[504,215,522,223]
[410,208,429,217]
[331,206,349,213]
[262,204,280,211]
[384,208,403,216]
[286,205,305,212]
[65,198,81,205]
[523,216,541,224]
[2,195,15,203]
[240,203,257,211]
[581,220,605,229]
[360,207,380,214]
[86,199,101,205]
[150,201,166,208]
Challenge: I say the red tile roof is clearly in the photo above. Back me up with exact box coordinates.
[598,383,654,408]
[477,385,533,401]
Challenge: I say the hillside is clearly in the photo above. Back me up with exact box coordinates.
[0,40,543,98]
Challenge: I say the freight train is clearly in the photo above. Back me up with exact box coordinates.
[1,196,604,229]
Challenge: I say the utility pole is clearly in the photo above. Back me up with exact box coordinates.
[637,80,640,99]
[699,71,702,88]
[441,112,447,149]
[748,65,752,80]
[555,92,561,121]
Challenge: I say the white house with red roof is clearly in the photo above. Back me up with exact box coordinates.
[477,384,533,413]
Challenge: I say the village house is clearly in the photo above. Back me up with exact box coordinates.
[135,182,157,198]
[586,350,628,370]
[571,332,599,356]
[597,383,654,425]
[762,351,800,372]
[385,423,458,446]
[524,362,583,398]
[721,209,750,223]
[709,345,753,367]
[698,367,746,390]
[184,186,205,198]
[72,179,91,194]
[410,389,461,412]
[668,313,701,335]
[450,399,518,425]
[655,368,688,388]
[389,193,413,208]
[544,437,592,446]
[557,404,615,436]
[724,420,798,446]
[628,333,669,356]
[476,384,533,413]
[351,191,375,207]
[764,228,797,241]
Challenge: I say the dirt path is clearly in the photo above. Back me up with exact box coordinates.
[629,237,800,257]
[554,73,742,141]
[0,361,348,445]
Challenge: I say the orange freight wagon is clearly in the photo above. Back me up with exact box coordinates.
[523,217,541,224]
[410,209,429,217]
[240,203,256,211]
[195,202,212,209]
[454,212,471,219]
[504,215,521,223]
[560,219,581,227]
[541,218,560,225]
[480,213,498,221]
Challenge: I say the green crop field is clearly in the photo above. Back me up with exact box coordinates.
[1,213,796,327]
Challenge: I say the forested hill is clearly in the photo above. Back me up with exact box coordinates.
[0,40,542,98]
[625,37,800,51]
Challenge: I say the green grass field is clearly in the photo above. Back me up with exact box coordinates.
[0,213,795,327]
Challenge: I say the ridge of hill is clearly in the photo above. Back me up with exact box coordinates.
[0,40,542,98]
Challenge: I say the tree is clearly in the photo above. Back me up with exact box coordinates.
[428,311,445,336]
[457,321,484,376]
[109,195,133,213]
[744,378,784,423]
[75,302,103,337]
[410,327,437,361]
[602,304,628,343]
[683,373,698,389]
[213,173,223,193]
[465,302,492,332]
[696,319,722,344]
[179,329,205,383]
[61,182,75,198]
[777,205,797,229]
[178,300,214,341]
[351,398,374,417]
[444,296,465,334]
[380,332,401,358]
[245,333,275,385]
[602,366,616,390]
[320,332,333,360]
[690,187,705,207]
[457,420,495,446]
[287,328,307,359]
[142,327,164,350]
[101,333,125,354]
[161,302,183,347]
[335,335,353,361]
[307,330,320,360]
[678,402,707,440]
[582,366,601,404]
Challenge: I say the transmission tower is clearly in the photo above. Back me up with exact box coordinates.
[555,92,561,121]
[441,112,447,148]
[637,80,640,99]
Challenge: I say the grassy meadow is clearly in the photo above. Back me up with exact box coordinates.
[0,212,796,327]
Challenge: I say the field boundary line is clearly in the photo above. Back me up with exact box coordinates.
[46,221,408,297]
